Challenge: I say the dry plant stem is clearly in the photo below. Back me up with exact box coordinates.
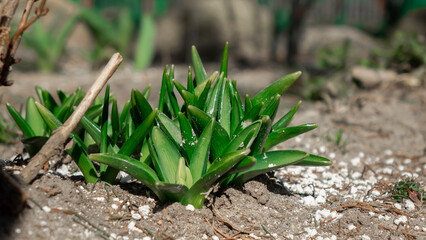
[0,0,48,86]
[21,53,123,184]
[0,0,19,58]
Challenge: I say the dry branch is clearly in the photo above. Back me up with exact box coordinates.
[0,0,49,86]
[21,53,123,184]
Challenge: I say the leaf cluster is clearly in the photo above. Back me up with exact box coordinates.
[8,44,331,208]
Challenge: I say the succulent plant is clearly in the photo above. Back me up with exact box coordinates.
[8,44,331,208]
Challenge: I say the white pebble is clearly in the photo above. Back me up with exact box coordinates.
[382,167,393,175]
[358,152,365,158]
[394,203,402,210]
[361,235,371,240]
[42,206,51,213]
[405,200,415,211]
[328,152,336,159]
[15,228,21,234]
[138,205,151,217]
[319,146,326,153]
[384,149,393,156]
[128,221,142,232]
[350,157,361,166]
[348,224,356,230]
[394,216,407,225]
[384,158,394,165]
[371,190,380,196]
[352,172,362,179]
[111,204,118,210]
[212,236,220,240]
[132,213,142,220]
[93,197,105,202]
[403,158,411,164]
[295,136,302,143]
[185,204,195,211]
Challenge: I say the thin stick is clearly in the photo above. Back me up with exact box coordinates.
[21,53,123,184]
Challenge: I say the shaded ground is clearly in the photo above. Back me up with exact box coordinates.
[0,65,425,239]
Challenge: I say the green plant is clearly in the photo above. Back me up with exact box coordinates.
[8,44,331,209]
[78,7,134,65]
[392,178,425,203]
[22,16,79,71]
[6,86,105,183]
[88,44,332,208]
[326,128,348,153]
[315,40,350,71]
[360,31,426,71]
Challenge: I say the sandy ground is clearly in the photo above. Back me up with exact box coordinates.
[0,65,425,240]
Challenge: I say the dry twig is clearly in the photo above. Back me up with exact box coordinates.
[21,53,123,183]
[0,0,49,86]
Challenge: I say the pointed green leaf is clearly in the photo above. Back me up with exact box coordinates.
[187,105,230,159]
[80,116,119,153]
[120,101,131,128]
[56,88,84,122]
[139,140,151,165]
[260,94,281,122]
[250,115,272,155]
[295,154,332,166]
[204,72,224,117]
[176,157,193,187]
[245,94,253,113]
[111,98,120,144]
[178,112,197,159]
[192,45,207,85]
[35,86,59,113]
[194,71,217,98]
[220,42,228,78]
[156,111,182,146]
[187,66,195,94]
[150,127,181,183]
[190,118,214,182]
[142,84,152,99]
[6,103,36,138]
[264,123,318,151]
[272,101,301,131]
[35,102,63,131]
[131,89,153,125]
[56,89,68,103]
[119,109,157,156]
[224,120,261,154]
[90,153,163,200]
[233,150,308,185]
[252,71,301,106]
[25,96,45,136]
[158,66,169,113]
[68,135,99,183]
[217,78,231,135]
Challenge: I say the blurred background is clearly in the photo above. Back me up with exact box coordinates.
[9,0,426,101]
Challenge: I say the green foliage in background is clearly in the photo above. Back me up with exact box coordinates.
[78,8,134,65]
[22,17,79,71]
[315,40,350,71]
[360,31,426,71]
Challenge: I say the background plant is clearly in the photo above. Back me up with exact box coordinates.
[22,17,79,72]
